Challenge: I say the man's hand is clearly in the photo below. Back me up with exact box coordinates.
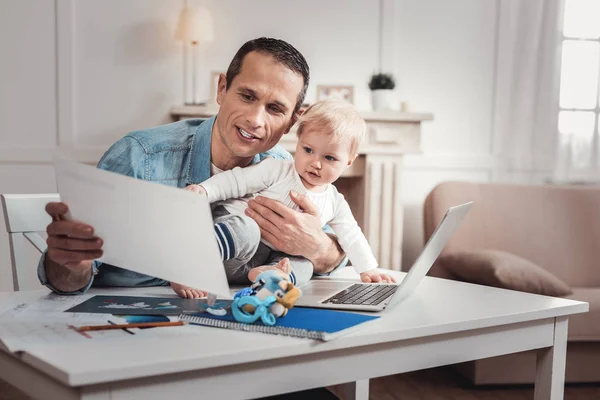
[245,191,344,273]
[360,269,397,284]
[46,202,103,268]
[184,184,207,196]
[44,202,103,292]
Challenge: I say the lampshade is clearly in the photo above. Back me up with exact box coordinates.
[175,6,214,43]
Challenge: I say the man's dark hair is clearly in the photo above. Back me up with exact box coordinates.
[226,37,310,114]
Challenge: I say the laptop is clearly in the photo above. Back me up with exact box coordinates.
[295,201,473,312]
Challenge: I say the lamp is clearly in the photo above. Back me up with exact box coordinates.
[175,5,214,105]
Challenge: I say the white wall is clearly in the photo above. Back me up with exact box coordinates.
[394,0,499,267]
[69,0,380,152]
[0,0,506,290]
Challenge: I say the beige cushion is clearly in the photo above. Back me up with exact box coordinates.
[424,182,600,286]
[437,250,573,297]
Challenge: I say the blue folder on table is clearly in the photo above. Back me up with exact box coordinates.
[179,300,379,341]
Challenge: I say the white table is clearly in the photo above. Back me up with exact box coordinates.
[0,272,588,400]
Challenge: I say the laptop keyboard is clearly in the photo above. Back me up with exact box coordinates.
[322,284,398,306]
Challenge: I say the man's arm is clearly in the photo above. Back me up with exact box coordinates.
[311,232,346,274]
[44,258,93,293]
[245,191,345,273]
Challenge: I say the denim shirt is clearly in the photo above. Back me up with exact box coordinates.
[37,115,293,294]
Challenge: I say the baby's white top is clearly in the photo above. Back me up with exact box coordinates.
[201,157,378,273]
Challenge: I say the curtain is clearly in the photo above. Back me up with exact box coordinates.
[492,0,564,182]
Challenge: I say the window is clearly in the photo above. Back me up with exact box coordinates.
[558,0,600,177]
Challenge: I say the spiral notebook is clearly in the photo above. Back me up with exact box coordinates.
[179,300,380,341]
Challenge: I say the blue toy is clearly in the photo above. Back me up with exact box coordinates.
[231,270,302,325]
[231,295,277,326]
[233,287,255,299]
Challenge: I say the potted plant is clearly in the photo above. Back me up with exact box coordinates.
[368,73,399,111]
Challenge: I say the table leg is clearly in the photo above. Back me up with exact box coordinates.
[80,387,111,400]
[342,379,369,400]
[534,316,568,400]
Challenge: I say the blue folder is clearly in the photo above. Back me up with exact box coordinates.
[180,301,380,341]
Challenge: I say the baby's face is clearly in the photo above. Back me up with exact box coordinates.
[294,127,355,189]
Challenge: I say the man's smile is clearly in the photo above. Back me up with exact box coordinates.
[237,127,261,141]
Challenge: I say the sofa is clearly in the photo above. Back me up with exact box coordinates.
[423,181,600,384]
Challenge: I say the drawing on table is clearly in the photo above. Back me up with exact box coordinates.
[66,296,223,316]
[99,302,152,310]
[120,315,171,323]
[155,302,178,309]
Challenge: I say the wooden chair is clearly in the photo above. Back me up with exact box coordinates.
[1,194,59,290]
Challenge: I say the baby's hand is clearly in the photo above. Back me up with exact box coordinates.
[360,270,397,284]
[170,282,207,299]
[184,184,207,196]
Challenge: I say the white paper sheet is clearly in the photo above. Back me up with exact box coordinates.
[0,316,131,352]
[0,293,201,353]
[0,293,93,318]
[54,158,230,297]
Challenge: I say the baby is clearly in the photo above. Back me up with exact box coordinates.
[171,98,395,298]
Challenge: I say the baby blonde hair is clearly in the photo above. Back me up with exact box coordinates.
[296,98,367,156]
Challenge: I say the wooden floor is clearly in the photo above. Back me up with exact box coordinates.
[330,367,600,400]
[3,367,600,399]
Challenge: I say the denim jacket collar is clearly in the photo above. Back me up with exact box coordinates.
[186,114,263,184]
[187,115,214,185]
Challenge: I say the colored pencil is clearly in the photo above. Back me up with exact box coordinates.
[77,320,185,332]
[108,320,135,335]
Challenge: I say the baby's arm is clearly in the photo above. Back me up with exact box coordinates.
[197,157,283,203]
[328,196,396,283]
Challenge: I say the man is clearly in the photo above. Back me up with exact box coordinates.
[39,37,346,295]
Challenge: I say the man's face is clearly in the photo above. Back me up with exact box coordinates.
[214,52,304,163]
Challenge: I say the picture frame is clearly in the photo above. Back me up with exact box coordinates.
[316,85,354,104]
[210,71,225,104]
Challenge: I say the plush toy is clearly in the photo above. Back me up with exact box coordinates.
[231,295,278,325]
[232,270,302,324]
